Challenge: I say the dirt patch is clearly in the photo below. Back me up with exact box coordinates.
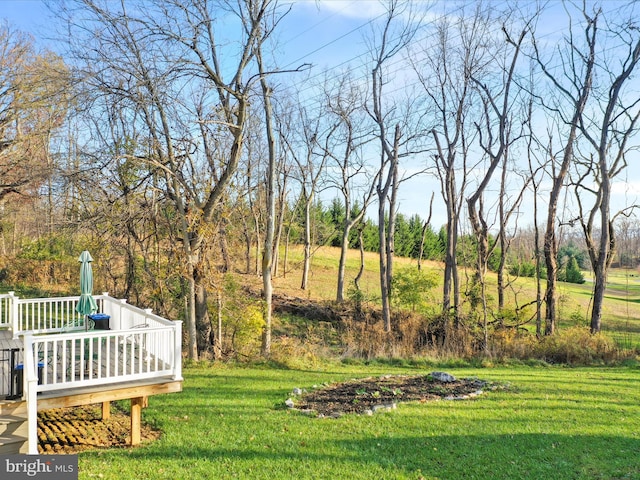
[38,405,161,454]
[291,373,502,417]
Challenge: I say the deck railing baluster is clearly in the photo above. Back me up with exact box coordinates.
[52,339,58,384]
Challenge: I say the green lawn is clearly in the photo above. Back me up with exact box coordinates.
[78,362,640,480]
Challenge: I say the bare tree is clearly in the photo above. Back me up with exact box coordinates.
[533,6,595,335]
[279,98,332,291]
[255,40,276,356]
[416,5,487,330]
[315,74,376,302]
[568,6,640,333]
[367,0,421,333]
[533,3,640,335]
[64,0,282,359]
[467,20,532,346]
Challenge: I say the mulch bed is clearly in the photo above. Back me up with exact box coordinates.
[38,405,160,454]
[291,374,500,417]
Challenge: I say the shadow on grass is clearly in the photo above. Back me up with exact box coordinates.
[606,295,640,305]
[123,433,640,479]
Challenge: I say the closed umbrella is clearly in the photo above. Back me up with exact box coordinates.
[76,250,98,330]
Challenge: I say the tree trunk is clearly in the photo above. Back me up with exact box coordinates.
[301,195,311,290]
[186,260,198,360]
[336,228,350,302]
[535,11,596,335]
[257,43,276,357]
[194,266,211,356]
[378,199,391,332]
[214,289,222,360]
[337,210,366,302]
[417,193,434,272]
[354,226,365,292]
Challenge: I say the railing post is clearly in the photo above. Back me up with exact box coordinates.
[22,333,39,454]
[99,292,113,326]
[119,298,128,330]
[10,292,19,338]
[174,321,183,381]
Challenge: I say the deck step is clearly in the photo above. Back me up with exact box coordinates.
[0,400,26,416]
[0,401,28,454]
[0,415,28,436]
[0,435,28,454]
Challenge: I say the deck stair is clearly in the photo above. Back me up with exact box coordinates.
[0,400,28,453]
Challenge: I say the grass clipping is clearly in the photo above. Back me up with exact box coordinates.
[288,373,507,417]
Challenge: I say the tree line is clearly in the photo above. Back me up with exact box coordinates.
[1,1,640,360]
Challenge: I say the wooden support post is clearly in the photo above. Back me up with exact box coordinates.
[130,397,144,446]
[102,401,110,420]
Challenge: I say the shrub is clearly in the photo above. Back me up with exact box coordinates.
[269,334,328,369]
[340,315,391,359]
[509,260,546,279]
[391,267,438,313]
[535,327,618,364]
[509,260,536,277]
[488,327,538,360]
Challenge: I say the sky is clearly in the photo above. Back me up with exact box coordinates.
[2,0,639,230]
[1,0,50,36]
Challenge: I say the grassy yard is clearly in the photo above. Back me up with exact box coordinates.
[77,362,640,480]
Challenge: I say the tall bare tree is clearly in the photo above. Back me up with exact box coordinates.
[64,0,282,359]
[533,7,595,335]
[313,74,376,302]
[279,98,332,291]
[416,5,487,330]
[367,0,420,333]
[568,6,640,333]
[467,20,532,346]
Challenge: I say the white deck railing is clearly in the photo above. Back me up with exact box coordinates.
[14,295,103,334]
[12,293,183,392]
[26,324,182,392]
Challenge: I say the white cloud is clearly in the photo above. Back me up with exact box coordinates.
[612,179,640,197]
[314,0,389,20]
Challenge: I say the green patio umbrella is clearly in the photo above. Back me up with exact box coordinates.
[76,250,98,330]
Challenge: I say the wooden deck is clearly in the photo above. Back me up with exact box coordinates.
[36,377,183,410]
[0,293,183,452]
[1,325,182,449]
[0,333,21,351]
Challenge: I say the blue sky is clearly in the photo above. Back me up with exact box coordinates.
[1,0,51,36]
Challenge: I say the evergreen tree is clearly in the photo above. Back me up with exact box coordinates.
[565,256,585,284]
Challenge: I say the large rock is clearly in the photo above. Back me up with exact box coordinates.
[431,371,456,383]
